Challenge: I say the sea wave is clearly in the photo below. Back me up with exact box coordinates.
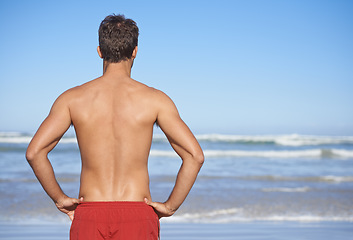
[261,187,310,192]
[2,144,352,159]
[194,134,353,146]
[331,149,353,158]
[2,132,353,146]
[162,209,353,223]
[0,176,79,183]
[320,175,353,183]
[238,175,353,183]
[150,149,353,159]
[4,211,353,224]
[0,136,33,144]
[162,208,242,223]
[3,174,353,184]
[0,132,77,144]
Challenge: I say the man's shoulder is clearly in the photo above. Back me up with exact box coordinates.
[142,85,173,103]
[58,85,83,99]
[53,83,88,108]
[132,80,168,99]
[61,76,103,97]
[142,87,177,114]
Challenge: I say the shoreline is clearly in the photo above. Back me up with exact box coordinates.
[1,221,352,240]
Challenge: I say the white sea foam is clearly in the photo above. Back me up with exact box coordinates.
[6,212,353,225]
[1,132,353,147]
[321,175,353,183]
[162,209,353,223]
[261,187,310,192]
[59,138,78,143]
[0,136,33,144]
[195,134,353,146]
[5,211,352,225]
[1,134,353,159]
[162,208,243,223]
[239,175,353,183]
[0,135,77,144]
[150,150,178,157]
[331,149,353,158]
[150,149,353,159]
[254,215,353,222]
[203,149,322,158]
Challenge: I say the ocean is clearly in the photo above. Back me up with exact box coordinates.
[0,131,353,224]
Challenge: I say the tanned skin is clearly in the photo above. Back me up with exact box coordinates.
[26,46,204,221]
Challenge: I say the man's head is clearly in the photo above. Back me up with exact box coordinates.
[98,14,139,63]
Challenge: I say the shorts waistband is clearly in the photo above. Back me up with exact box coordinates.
[78,201,148,209]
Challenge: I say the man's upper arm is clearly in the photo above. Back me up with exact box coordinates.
[155,91,202,160]
[27,91,73,156]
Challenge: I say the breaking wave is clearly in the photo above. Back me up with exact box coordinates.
[162,208,353,223]
[150,149,353,159]
[194,134,353,146]
[0,132,76,144]
[1,132,353,147]
[261,187,310,192]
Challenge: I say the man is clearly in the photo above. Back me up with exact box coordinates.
[26,14,204,239]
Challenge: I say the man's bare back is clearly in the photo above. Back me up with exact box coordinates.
[26,15,203,233]
[69,72,164,202]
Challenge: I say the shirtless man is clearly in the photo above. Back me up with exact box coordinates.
[26,14,204,239]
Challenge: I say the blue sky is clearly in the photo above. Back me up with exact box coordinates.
[0,0,352,135]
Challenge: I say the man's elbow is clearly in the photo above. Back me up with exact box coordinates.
[25,146,39,164]
[193,150,205,166]
[26,149,34,163]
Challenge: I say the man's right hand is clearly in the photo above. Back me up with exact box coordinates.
[144,198,176,219]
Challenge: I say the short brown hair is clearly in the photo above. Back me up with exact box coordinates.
[98,14,139,63]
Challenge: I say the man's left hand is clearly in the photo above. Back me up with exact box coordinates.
[55,196,83,221]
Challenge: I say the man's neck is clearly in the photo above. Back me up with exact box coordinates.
[102,59,133,78]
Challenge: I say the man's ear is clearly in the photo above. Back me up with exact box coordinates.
[132,46,138,59]
[97,46,103,58]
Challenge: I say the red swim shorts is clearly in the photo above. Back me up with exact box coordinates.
[70,201,159,240]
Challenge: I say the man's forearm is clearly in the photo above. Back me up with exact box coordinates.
[27,153,66,203]
[165,156,203,212]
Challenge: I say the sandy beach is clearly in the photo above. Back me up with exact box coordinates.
[0,221,352,240]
